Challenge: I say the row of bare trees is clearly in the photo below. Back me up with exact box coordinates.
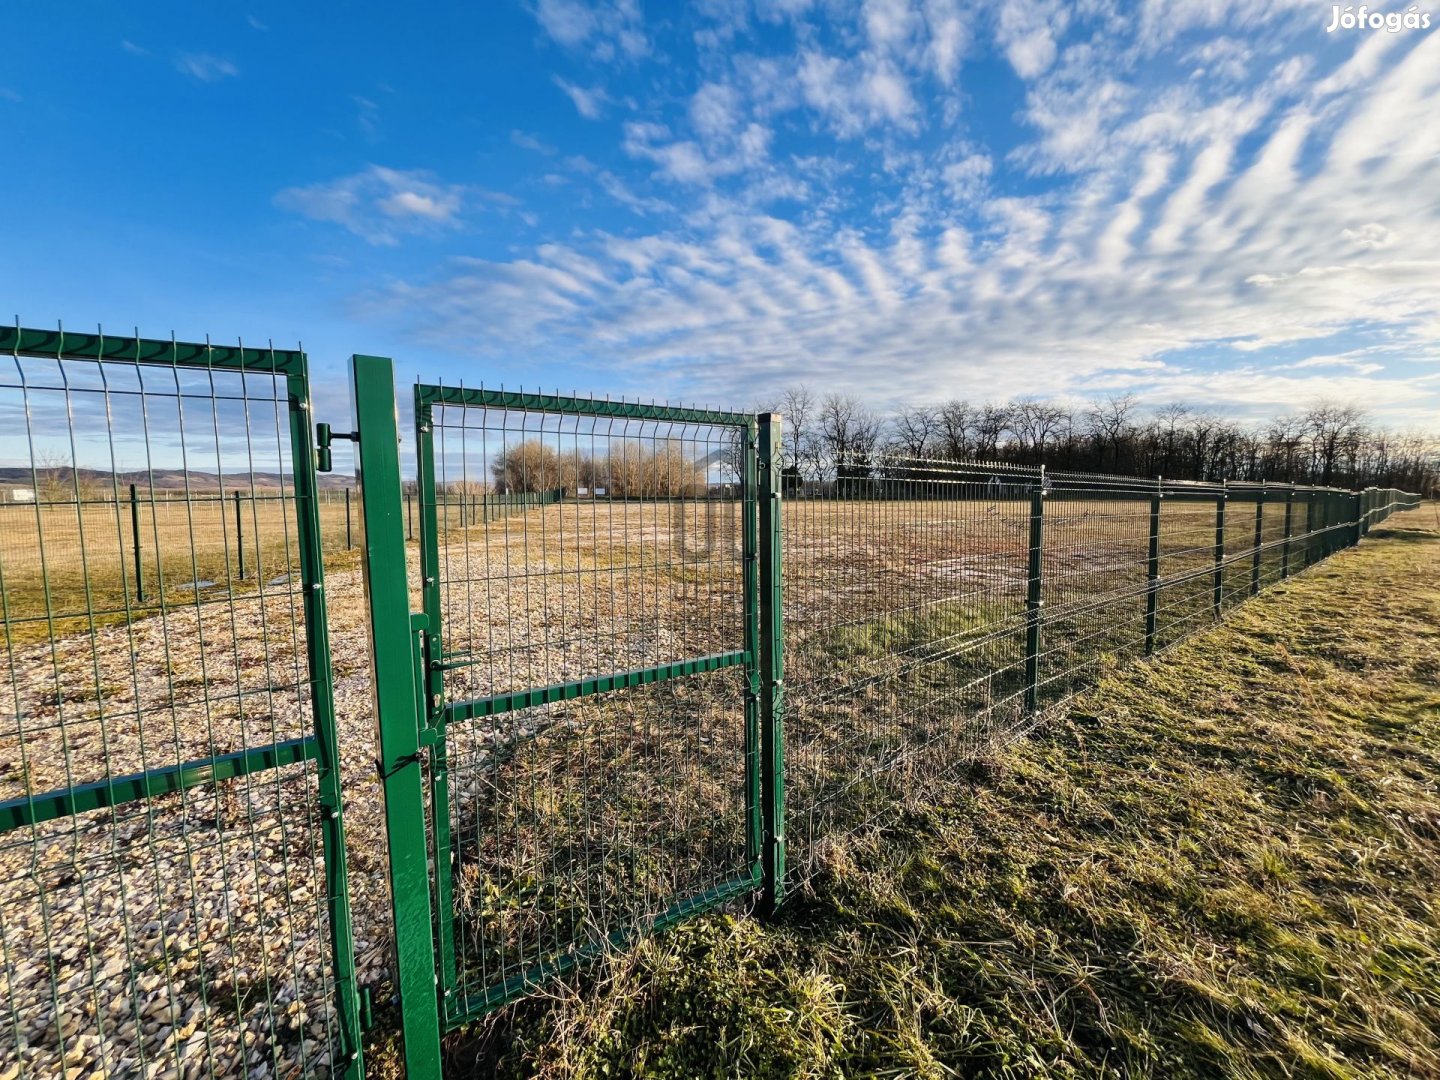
[480,439,708,498]
[763,387,1439,493]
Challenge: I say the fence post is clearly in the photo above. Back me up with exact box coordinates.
[130,483,144,604]
[1250,487,1265,595]
[757,413,786,915]
[407,491,413,540]
[345,487,353,550]
[1212,485,1225,619]
[1143,484,1161,656]
[1024,477,1045,709]
[349,354,444,1080]
[234,490,245,580]
[1281,489,1294,579]
[1304,491,1316,567]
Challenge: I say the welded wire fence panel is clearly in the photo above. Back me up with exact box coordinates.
[0,330,358,1080]
[1039,484,1153,701]
[779,453,1420,887]
[781,460,1038,867]
[411,390,758,1022]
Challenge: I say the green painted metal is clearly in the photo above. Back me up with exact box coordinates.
[442,651,750,724]
[1212,491,1225,618]
[0,324,305,373]
[1144,490,1161,656]
[0,737,316,832]
[287,363,366,1080]
[1250,489,1265,595]
[1281,490,1295,578]
[1024,484,1045,710]
[448,870,760,1020]
[409,378,763,1029]
[742,418,762,881]
[414,383,753,426]
[129,482,144,603]
[757,413,786,914]
[351,355,444,1080]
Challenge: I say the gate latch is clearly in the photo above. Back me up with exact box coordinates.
[315,422,358,473]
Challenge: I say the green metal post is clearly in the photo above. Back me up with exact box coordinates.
[287,369,365,1080]
[757,413,785,915]
[351,355,443,1079]
[413,389,458,1011]
[1024,482,1045,709]
[129,483,144,604]
[1212,489,1225,618]
[1144,489,1161,655]
[1304,492,1316,567]
[1250,489,1264,595]
[345,487,353,550]
[234,490,245,580]
[741,420,761,893]
[1281,489,1294,579]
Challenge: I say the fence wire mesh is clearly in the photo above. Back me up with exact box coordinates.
[412,392,758,1021]
[779,456,1420,879]
[0,331,358,1080]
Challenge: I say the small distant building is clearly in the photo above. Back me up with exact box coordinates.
[4,487,35,503]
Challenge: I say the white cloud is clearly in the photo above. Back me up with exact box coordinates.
[554,77,610,119]
[276,166,465,245]
[174,53,238,82]
[995,0,1067,79]
[359,12,1440,424]
[534,0,648,60]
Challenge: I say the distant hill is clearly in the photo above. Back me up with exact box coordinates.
[0,467,354,493]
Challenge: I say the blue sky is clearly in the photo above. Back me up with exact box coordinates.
[3,0,1438,436]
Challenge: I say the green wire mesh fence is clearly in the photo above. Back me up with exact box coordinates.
[0,328,361,1080]
[0,324,1425,1080]
[409,387,763,1026]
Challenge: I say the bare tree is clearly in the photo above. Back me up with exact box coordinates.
[1085,393,1138,471]
[818,393,882,486]
[1304,403,1367,487]
[937,400,973,460]
[891,404,940,460]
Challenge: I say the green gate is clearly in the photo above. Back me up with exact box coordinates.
[350,358,784,1076]
[0,326,362,1079]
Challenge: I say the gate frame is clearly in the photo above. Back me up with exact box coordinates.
[0,326,365,1080]
[352,369,786,1067]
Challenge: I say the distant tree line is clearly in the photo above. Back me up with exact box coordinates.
[484,439,708,498]
[759,387,1439,494]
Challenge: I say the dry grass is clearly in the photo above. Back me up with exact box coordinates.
[443,506,1440,1079]
[0,497,362,647]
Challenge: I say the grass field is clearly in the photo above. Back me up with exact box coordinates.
[0,495,363,647]
[431,506,1440,1079]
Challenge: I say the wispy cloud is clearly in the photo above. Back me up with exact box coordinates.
[534,0,648,60]
[174,53,239,82]
[276,166,466,245]
[553,77,610,119]
[375,10,1440,422]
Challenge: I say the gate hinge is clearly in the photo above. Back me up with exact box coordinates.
[315,422,358,472]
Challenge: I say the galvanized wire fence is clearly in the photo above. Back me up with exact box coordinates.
[0,323,1425,1080]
